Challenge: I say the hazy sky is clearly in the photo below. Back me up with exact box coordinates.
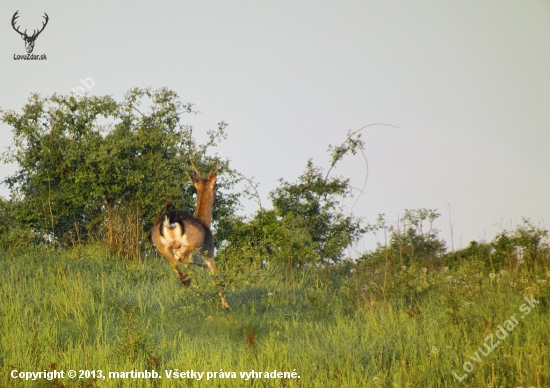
[1,1,549,251]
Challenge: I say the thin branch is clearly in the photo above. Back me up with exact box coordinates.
[237,172,263,209]
[350,147,369,210]
[323,123,398,183]
[132,106,144,117]
[324,123,398,209]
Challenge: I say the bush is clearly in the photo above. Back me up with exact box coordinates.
[0,197,39,249]
[1,88,240,255]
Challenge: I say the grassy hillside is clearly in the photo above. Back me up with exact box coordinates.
[1,246,549,387]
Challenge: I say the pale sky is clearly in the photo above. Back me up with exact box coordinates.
[1,1,549,251]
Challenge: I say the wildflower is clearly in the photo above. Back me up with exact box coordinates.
[373,376,379,382]
[422,268,427,273]
[489,273,496,279]
[537,279,547,283]
[509,282,516,287]
[401,265,407,271]
[499,269,506,275]
[446,276,452,282]
[443,267,449,272]
[431,346,438,355]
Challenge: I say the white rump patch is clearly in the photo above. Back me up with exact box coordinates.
[172,235,189,261]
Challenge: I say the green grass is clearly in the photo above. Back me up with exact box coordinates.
[1,246,549,387]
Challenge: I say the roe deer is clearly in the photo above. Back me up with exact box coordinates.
[152,162,230,309]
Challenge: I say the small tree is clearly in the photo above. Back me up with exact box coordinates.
[389,209,446,265]
[490,219,549,270]
[222,128,371,265]
[269,160,364,263]
[218,209,318,266]
[361,210,447,268]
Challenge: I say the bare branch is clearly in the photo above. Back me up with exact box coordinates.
[237,172,263,209]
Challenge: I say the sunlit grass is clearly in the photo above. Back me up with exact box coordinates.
[1,246,549,387]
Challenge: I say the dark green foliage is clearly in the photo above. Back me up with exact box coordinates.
[0,197,38,249]
[362,213,549,281]
[445,240,492,268]
[2,91,370,264]
[269,160,365,263]
[491,219,549,267]
[361,209,447,269]
[387,209,446,266]
[1,88,240,255]
[443,219,549,272]
[3,88,546,274]
[490,219,549,270]
[221,139,367,265]
[218,209,319,266]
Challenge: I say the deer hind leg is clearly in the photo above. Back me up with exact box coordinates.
[156,244,191,286]
[176,246,196,286]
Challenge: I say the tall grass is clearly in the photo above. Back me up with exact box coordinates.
[1,245,549,387]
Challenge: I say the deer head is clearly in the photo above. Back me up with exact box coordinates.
[12,11,49,53]
[189,161,218,191]
[188,161,218,228]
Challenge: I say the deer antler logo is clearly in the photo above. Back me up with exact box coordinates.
[11,11,49,53]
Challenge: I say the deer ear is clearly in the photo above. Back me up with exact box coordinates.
[187,173,198,185]
[208,171,217,187]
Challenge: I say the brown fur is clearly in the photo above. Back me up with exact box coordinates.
[151,165,218,284]
[151,163,230,310]
[151,211,215,284]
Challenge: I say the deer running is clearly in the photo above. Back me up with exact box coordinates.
[151,162,230,309]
